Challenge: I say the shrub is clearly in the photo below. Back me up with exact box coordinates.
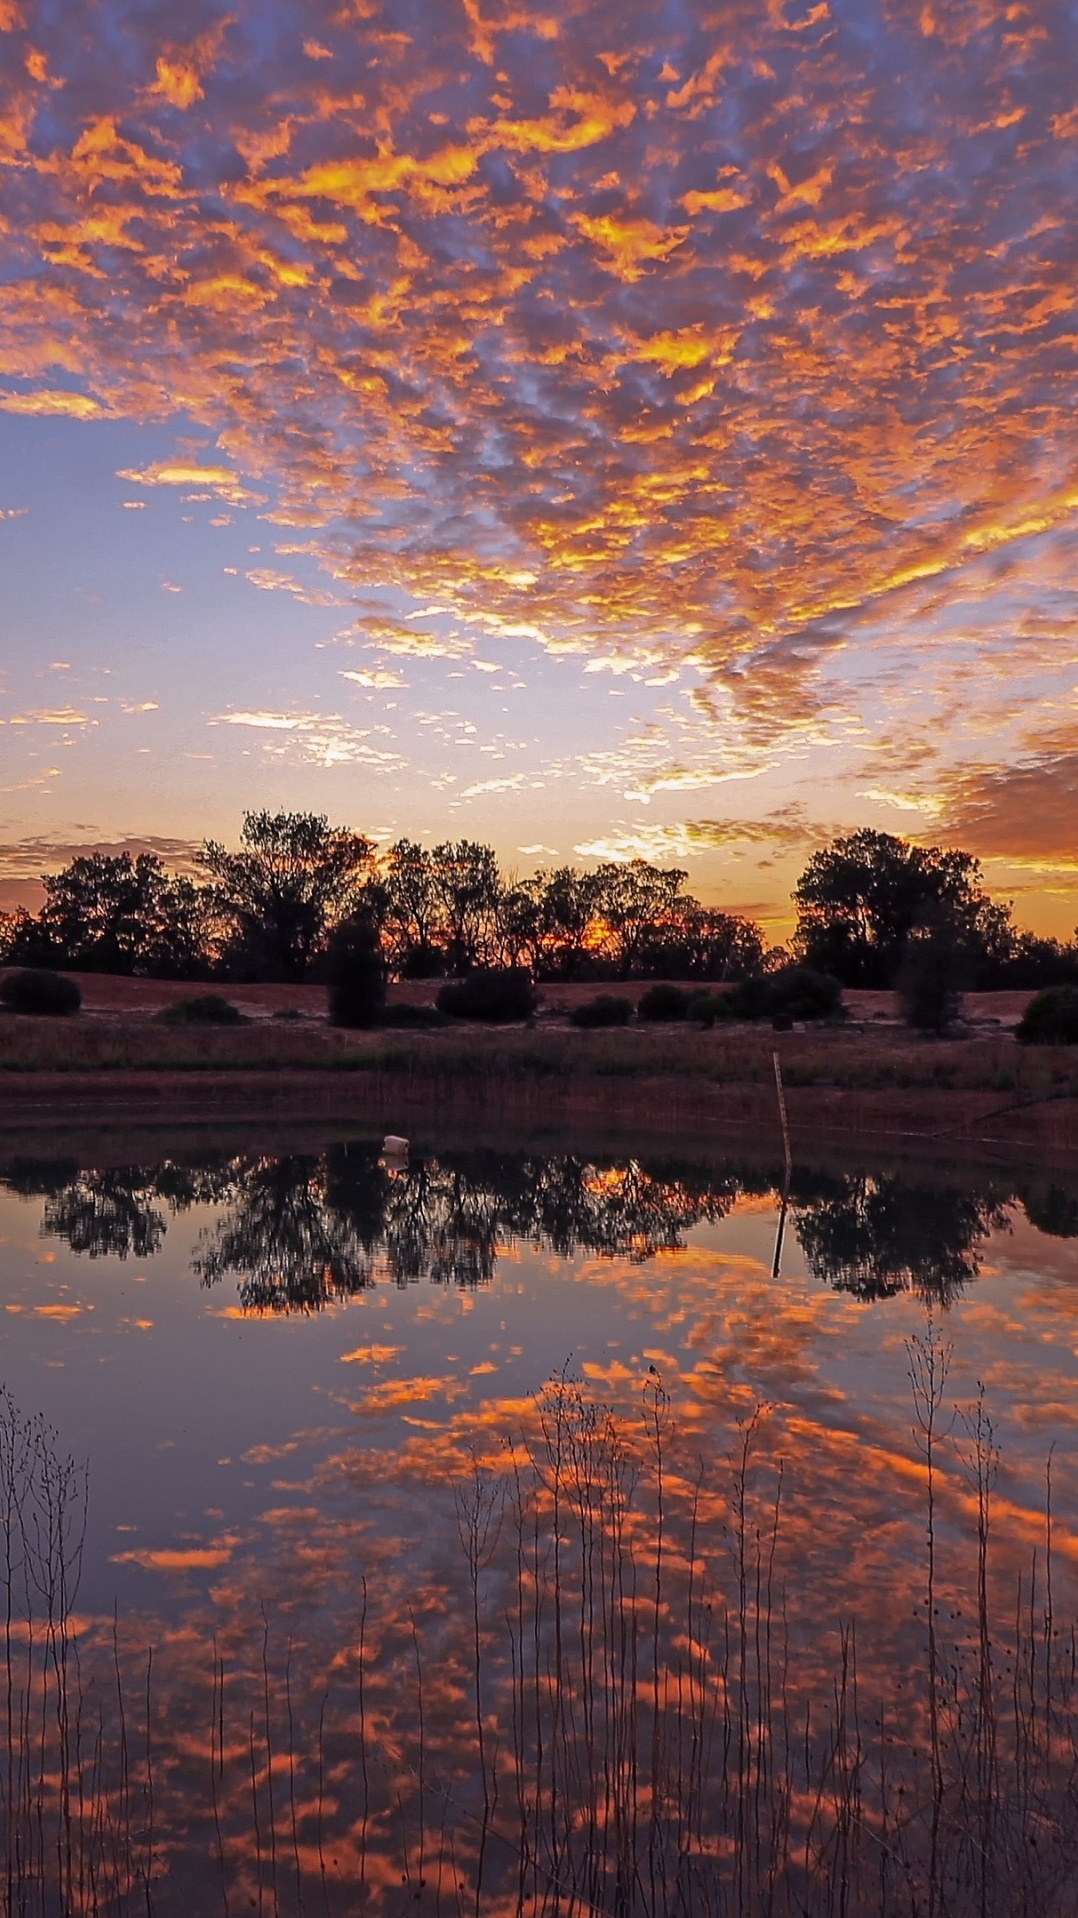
[327,916,386,1029]
[379,1003,451,1029]
[1016,985,1078,1046]
[158,993,247,1025]
[0,968,81,1017]
[729,965,844,1024]
[569,994,634,1029]
[898,930,963,1034]
[687,991,737,1028]
[436,968,537,1022]
[637,984,689,1023]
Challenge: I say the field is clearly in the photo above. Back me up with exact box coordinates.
[0,971,1074,1154]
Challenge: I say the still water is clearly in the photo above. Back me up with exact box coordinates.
[1,1127,1077,1915]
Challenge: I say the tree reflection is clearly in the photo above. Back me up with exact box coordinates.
[193,1145,737,1307]
[0,1145,735,1307]
[794,1172,1011,1303]
[0,1154,236,1262]
[3,1144,1073,1312]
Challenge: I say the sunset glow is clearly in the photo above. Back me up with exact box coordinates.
[1,1,1076,927]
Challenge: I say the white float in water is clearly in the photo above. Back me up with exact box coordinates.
[382,1134,409,1156]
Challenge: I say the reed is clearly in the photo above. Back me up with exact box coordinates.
[1,1362,1076,1915]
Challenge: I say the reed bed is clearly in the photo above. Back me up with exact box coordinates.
[2,1351,1077,1916]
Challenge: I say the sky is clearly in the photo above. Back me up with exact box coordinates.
[1,0,1077,936]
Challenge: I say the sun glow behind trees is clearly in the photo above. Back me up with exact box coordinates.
[1,812,1075,990]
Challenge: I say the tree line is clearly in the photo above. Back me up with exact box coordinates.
[0,810,1075,989]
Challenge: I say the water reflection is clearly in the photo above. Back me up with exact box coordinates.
[792,1172,1011,1304]
[2,1142,1072,1309]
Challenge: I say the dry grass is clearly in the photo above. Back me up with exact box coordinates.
[1,1015,1076,1155]
[0,1011,1074,1094]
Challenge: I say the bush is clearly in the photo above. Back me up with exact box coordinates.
[379,1003,451,1029]
[158,993,247,1025]
[687,991,737,1028]
[0,968,81,1016]
[728,966,844,1024]
[1016,985,1078,1046]
[569,994,634,1029]
[327,916,386,1029]
[637,984,689,1022]
[898,931,963,1034]
[436,968,537,1022]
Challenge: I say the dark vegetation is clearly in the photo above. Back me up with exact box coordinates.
[724,962,845,1025]
[436,966,538,1022]
[155,993,247,1026]
[2,818,1075,1032]
[1017,983,1078,1045]
[0,967,81,1016]
[638,982,689,1021]
[3,1020,1078,1123]
[569,992,634,1028]
[326,912,386,1029]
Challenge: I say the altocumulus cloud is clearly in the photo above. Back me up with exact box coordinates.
[1,0,1077,875]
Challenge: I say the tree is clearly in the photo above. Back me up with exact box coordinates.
[793,829,1009,987]
[794,1171,1008,1304]
[529,867,601,979]
[0,852,214,978]
[199,811,375,982]
[381,840,444,976]
[591,861,689,980]
[897,923,964,1033]
[429,840,503,973]
[637,903,765,981]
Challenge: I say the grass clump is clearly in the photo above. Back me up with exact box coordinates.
[1017,984,1078,1046]
[569,994,634,1029]
[0,969,81,1017]
[157,994,248,1026]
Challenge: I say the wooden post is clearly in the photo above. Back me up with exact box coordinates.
[771,1050,792,1279]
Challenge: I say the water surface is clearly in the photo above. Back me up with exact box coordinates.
[1,1127,1076,1913]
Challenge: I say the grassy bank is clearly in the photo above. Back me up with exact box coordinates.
[0,1012,1073,1092]
[0,1017,1076,1153]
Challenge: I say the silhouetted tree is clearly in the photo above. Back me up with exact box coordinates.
[636,904,766,981]
[591,861,689,980]
[429,840,503,973]
[326,912,386,1027]
[0,853,213,977]
[794,829,1012,987]
[381,839,445,976]
[528,866,602,978]
[200,810,375,982]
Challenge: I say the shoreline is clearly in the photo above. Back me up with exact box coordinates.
[1,1060,1075,1161]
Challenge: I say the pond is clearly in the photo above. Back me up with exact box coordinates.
[1,1124,1076,1915]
